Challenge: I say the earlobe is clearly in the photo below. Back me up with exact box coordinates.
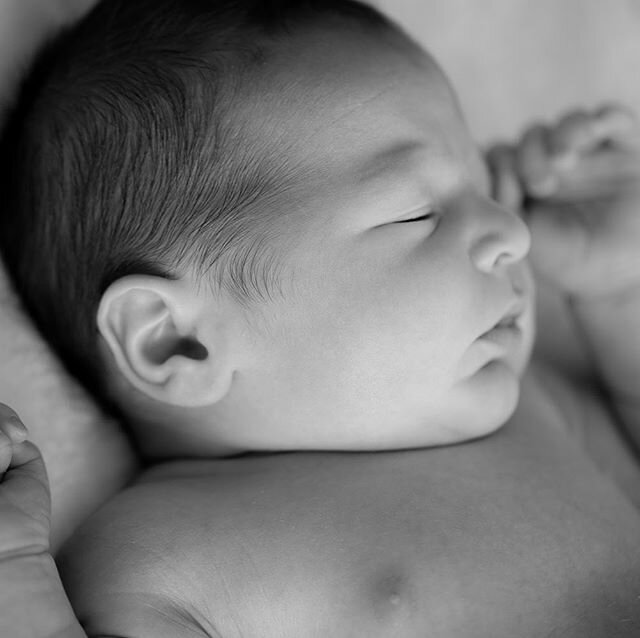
[97,275,234,407]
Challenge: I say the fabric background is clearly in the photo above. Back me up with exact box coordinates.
[373,0,640,143]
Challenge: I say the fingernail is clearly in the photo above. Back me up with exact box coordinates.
[4,416,28,442]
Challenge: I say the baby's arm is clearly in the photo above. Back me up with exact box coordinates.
[491,106,640,452]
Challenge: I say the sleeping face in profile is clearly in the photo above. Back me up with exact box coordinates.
[0,0,534,457]
[97,19,535,455]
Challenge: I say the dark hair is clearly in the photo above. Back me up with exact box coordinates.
[0,0,391,398]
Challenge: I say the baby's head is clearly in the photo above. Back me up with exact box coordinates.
[0,0,535,458]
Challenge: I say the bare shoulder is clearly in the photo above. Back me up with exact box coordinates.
[58,456,395,637]
[59,456,395,637]
[57,473,223,638]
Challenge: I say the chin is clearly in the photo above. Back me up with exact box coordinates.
[480,362,521,421]
[451,360,521,441]
[415,385,519,450]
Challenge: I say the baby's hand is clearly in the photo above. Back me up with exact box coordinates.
[0,407,88,637]
[488,105,640,299]
[0,404,51,560]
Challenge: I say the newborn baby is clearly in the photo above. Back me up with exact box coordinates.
[1,1,639,636]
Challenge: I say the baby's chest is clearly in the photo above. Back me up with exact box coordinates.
[160,420,640,637]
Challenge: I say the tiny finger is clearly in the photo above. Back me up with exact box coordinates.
[516,124,557,197]
[0,403,28,444]
[549,110,595,165]
[486,143,524,210]
[8,439,46,473]
[592,103,640,145]
[0,428,11,458]
[2,440,51,539]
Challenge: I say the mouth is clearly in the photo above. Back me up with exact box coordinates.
[492,310,521,331]
[490,298,526,330]
[478,300,526,345]
[458,301,527,379]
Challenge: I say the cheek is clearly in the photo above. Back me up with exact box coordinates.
[271,242,479,399]
[332,271,475,390]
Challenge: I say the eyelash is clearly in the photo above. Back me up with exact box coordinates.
[395,211,437,224]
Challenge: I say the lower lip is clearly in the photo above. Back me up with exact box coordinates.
[458,322,523,379]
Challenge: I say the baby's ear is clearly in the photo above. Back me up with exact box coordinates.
[97,276,234,407]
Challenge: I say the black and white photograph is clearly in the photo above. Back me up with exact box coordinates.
[0,1,639,636]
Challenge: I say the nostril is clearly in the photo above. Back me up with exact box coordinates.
[470,197,531,271]
[495,251,512,268]
[471,223,530,272]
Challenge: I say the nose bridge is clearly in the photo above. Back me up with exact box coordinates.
[469,195,531,271]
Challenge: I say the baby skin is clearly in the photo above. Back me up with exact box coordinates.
[3,25,640,638]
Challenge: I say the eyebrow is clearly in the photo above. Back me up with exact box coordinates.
[354,140,427,187]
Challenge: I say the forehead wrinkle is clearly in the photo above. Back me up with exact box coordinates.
[235,32,442,187]
[286,84,423,195]
[258,80,402,172]
[309,82,397,138]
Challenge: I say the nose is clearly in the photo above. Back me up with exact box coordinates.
[468,197,531,272]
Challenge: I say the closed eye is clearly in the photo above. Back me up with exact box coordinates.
[394,211,437,224]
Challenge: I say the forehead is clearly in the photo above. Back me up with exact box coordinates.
[233,23,481,204]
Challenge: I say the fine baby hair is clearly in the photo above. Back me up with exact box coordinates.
[0,0,390,400]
